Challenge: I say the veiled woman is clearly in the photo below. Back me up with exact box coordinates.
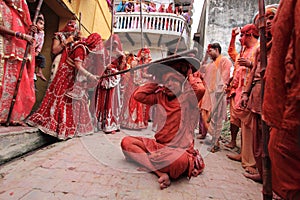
[27,33,103,140]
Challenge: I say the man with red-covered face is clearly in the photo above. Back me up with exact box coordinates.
[121,57,206,190]
[225,23,259,175]
[240,5,278,183]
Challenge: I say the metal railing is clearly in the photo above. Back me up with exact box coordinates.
[114,12,189,38]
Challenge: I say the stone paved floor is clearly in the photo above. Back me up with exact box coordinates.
[0,126,262,200]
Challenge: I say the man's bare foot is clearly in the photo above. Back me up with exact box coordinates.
[158,173,171,190]
[224,141,237,149]
[245,166,257,174]
[272,192,284,200]
[226,154,241,162]
[243,172,262,183]
[36,72,47,81]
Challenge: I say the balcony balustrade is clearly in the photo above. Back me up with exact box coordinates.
[114,12,189,47]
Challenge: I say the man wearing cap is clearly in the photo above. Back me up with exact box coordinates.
[121,57,205,189]
[198,43,232,152]
[240,5,277,183]
[226,23,259,175]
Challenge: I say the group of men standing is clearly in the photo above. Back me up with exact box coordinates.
[198,2,299,199]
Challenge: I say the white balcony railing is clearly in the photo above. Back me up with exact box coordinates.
[114,12,189,39]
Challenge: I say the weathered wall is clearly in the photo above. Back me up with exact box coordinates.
[204,0,279,57]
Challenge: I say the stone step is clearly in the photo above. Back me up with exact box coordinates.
[0,126,56,165]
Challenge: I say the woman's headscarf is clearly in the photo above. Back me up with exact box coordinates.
[137,47,151,59]
[60,19,79,33]
[84,33,102,52]
[71,33,103,53]
[72,33,105,76]
[136,47,152,66]
[104,34,123,51]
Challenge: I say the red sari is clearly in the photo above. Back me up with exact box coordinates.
[50,20,79,82]
[27,43,95,140]
[120,48,152,129]
[95,64,122,133]
[95,34,125,133]
[0,0,35,124]
[120,68,151,129]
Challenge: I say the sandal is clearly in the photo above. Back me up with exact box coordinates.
[207,145,220,153]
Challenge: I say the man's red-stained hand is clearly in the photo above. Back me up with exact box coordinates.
[187,71,205,101]
[231,27,240,37]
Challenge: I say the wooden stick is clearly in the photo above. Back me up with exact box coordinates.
[99,48,198,79]
[206,92,226,123]
[258,0,272,199]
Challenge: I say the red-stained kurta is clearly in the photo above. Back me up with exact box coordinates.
[201,55,231,123]
[123,73,205,179]
[262,0,300,199]
[228,43,258,128]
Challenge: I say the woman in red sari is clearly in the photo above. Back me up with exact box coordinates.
[120,47,152,130]
[0,0,35,125]
[27,33,103,140]
[119,52,136,119]
[95,34,126,134]
[50,19,80,82]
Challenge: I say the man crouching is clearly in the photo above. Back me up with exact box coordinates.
[121,56,206,189]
